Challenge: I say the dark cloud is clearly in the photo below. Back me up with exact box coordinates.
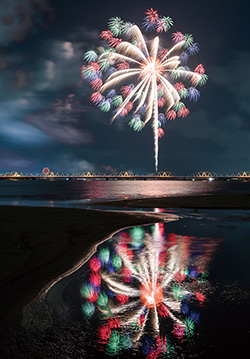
[2,15,15,26]
[11,3,34,43]
[0,99,51,146]
[25,94,94,146]
[102,164,118,174]
[0,151,33,171]
[51,154,95,173]
[0,58,11,70]
[28,0,53,13]
[15,69,30,88]
[211,51,250,117]
[0,0,54,45]
[69,27,100,45]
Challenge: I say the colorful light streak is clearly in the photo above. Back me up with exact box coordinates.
[82,8,207,172]
[80,223,218,357]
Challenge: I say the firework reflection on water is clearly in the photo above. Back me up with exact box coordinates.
[80,222,219,357]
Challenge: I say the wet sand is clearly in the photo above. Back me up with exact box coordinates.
[0,205,176,317]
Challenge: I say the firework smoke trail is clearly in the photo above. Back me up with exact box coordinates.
[153,74,159,172]
[83,8,207,172]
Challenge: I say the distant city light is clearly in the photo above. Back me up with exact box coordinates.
[42,167,50,176]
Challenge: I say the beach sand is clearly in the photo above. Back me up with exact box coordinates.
[0,205,177,318]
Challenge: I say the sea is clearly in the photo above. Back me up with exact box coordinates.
[1,179,250,358]
[1,178,250,208]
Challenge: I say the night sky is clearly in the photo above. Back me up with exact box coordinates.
[0,0,249,175]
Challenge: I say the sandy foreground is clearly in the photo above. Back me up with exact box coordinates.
[0,205,177,318]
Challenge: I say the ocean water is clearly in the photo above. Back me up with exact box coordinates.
[1,179,250,207]
[20,210,250,358]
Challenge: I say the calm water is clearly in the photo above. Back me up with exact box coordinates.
[1,179,250,207]
[20,210,250,359]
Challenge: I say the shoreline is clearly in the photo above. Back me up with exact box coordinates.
[91,192,250,209]
[0,205,177,317]
[1,192,249,317]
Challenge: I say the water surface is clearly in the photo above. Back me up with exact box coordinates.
[1,179,250,208]
[21,209,250,358]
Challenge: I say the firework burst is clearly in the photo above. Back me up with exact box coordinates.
[83,8,208,172]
